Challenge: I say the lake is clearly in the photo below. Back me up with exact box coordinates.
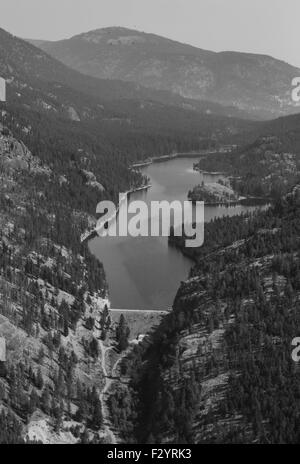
[89,157,263,310]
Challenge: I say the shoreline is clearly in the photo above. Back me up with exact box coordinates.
[189,196,271,207]
[195,169,226,176]
[131,150,220,169]
[189,198,241,207]
[80,183,152,243]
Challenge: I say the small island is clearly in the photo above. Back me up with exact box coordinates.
[188,179,240,205]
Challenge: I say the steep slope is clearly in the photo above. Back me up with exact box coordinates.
[162,192,300,444]
[0,124,111,443]
[102,115,300,444]
[0,122,167,444]
[191,113,300,202]
[0,27,260,160]
[111,188,300,444]
[0,27,251,120]
[30,27,300,119]
[0,27,247,444]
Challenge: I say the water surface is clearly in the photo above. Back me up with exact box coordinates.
[89,158,261,310]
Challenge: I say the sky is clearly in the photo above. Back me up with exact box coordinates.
[0,0,299,67]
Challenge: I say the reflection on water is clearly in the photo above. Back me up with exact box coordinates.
[89,158,263,310]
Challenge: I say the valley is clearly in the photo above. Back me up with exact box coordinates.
[108,187,300,444]
[30,27,300,120]
[0,17,300,446]
[89,157,266,311]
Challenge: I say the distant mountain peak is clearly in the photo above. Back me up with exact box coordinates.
[26,27,300,119]
[71,27,158,46]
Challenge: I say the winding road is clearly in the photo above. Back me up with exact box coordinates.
[99,340,128,444]
[99,341,117,443]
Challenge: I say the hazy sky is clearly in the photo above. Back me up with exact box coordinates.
[0,0,299,67]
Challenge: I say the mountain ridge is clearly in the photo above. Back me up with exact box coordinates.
[28,26,300,120]
[0,26,257,122]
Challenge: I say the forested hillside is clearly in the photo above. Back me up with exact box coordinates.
[0,27,258,136]
[110,187,300,443]
[1,22,300,445]
[0,122,113,443]
[193,114,300,200]
[30,26,300,119]
[0,25,266,186]
[0,26,257,444]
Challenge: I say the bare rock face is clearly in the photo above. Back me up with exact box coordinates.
[0,126,51,174]
[30,27,300,119]
[81,169,105,192]
[67,106,80,121]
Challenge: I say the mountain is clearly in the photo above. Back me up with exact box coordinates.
[0,27,252,121]
[183,112,300,203]
[0,123,111,443]
[0,27,249,445]
[2,23,300,444]
[0,27,261,167]
[106,185,300,443]
[29,27,300,120]
[0,28,155,444]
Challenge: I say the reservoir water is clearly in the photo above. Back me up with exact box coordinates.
[89,157,262,310]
